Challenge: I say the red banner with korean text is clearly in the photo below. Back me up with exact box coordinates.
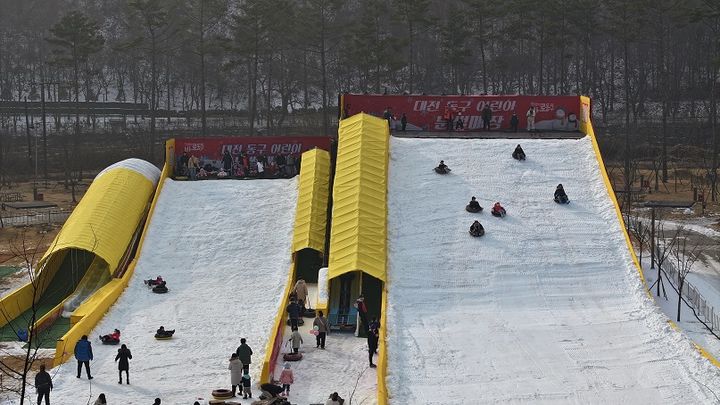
[175,136,331,161]
[341,94,583,132]
[174,136,332,177]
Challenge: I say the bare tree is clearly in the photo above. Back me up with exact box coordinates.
[0,230,51,405]
[650,217,677,299]
[628,212,650,267]
[670,228,701,322]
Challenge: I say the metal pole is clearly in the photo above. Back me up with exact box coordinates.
[650,208,655,269]
[41,80,47,179]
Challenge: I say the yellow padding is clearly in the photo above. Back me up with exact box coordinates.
[292,149,331,253]
[40,168,157,272]
[328,113,389,283]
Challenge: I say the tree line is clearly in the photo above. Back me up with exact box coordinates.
[0,0,718,177]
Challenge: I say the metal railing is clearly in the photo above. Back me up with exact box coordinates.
[657,246,720,333]
[0,210,70,228]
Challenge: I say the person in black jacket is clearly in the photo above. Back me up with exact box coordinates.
[510,112,519,132]
[467,196,482,212]
[221,150,233,175]
[482,105,492,130]
[35,364,52,405]
[236,338,254,374]
[469,220,485,237]
[554,184,569,204]
[367,326,379,368]
[512,144,526,160]
[115,344,132,384]
[286,299,302,329]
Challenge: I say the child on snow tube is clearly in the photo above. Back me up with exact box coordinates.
[100,328,121,344]
[512,144,526,160]
[469,220,485,237]
[155,326,175,339]
[434,160,450,174]
[145,276,164,286]
[491,202,506,217]
[554,184,569,204]
[466,196,483,213]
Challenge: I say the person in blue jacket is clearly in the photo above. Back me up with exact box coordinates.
[74,335,93,379]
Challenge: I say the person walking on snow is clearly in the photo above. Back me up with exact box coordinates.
[74,335,93,379]
[35,364,53,405]
[279,363,294,396]
[229,353,243,397]
[294,279,309,309]
[242,373,253,399]
[115,343,132,384]
[236,338,253,374]
[354,294,368,336]
[367,324,379,368]
[288,326,303,354]
[526,106,536,132]
[313,310,329,349]
[286,298,302,329]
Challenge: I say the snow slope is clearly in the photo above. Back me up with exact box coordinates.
[386,137,720,404]
[46,178,297,405]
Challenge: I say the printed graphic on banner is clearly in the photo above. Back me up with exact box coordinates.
[175,136,331,178]
[343,94,582,133]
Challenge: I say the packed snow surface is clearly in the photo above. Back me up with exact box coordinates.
[386,137,720,404]
[46,178,297,405]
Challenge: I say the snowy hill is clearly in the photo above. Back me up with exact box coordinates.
[385,137,720,404]
[46,178,297,404]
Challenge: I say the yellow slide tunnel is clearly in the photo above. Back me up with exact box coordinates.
[0,159,160,360]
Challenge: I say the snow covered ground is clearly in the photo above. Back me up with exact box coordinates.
[386,136,720,404]
[34,178,297,405]
[272,284,377,405]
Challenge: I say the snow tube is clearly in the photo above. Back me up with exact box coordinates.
[154,330,175,340]
[512,152,526,161]
[212,389,234,399]
[434,167,450,174]
[99,336,120,345]
[303,308,316,318]
[554,196,570,204]
[286,318,305,326]
[152,285,168,294]
[469,229,485,237]
[283,352,303,361]
[491,210,506,218]
[466,205,482,213]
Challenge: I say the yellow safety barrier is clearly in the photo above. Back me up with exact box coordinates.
[53,143,172,366]
[579,95,720,370]
[260,263,296,384]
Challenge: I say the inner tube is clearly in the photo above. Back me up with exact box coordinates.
[286,318,305,326]
[554,196,570,204]
[469,229,485,237]
[434,167,449,174]
[152,285,168,294]
[283,352,303,362]
[212,388,234,399]
[154,334,173,340]
[466,205,482,213]
[100,337,120,345]
[303,308,316,318]
[491,210,506,218]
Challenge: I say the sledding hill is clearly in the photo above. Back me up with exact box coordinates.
[385,136,720,404]
[47,178,297,404]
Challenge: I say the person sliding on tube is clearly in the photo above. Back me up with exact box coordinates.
[100,329,121,344]
[466,196,483,212]
[554,184,569,204]
[155,326,175,338]
[469,220,485,237]
[435,160,450,174]
[491,202,506,217]
[512,144,526,160]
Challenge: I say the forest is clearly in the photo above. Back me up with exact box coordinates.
[0,0,719,194]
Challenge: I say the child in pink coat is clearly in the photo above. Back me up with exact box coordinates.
[279,362,294,396]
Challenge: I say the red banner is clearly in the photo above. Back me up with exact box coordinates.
[342,94,583,132]
[174,136,331,177]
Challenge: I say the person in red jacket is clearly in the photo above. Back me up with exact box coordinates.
[491,202,506,217]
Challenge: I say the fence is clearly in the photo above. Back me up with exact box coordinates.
[658,246,720,333]
[0,210,70,228]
